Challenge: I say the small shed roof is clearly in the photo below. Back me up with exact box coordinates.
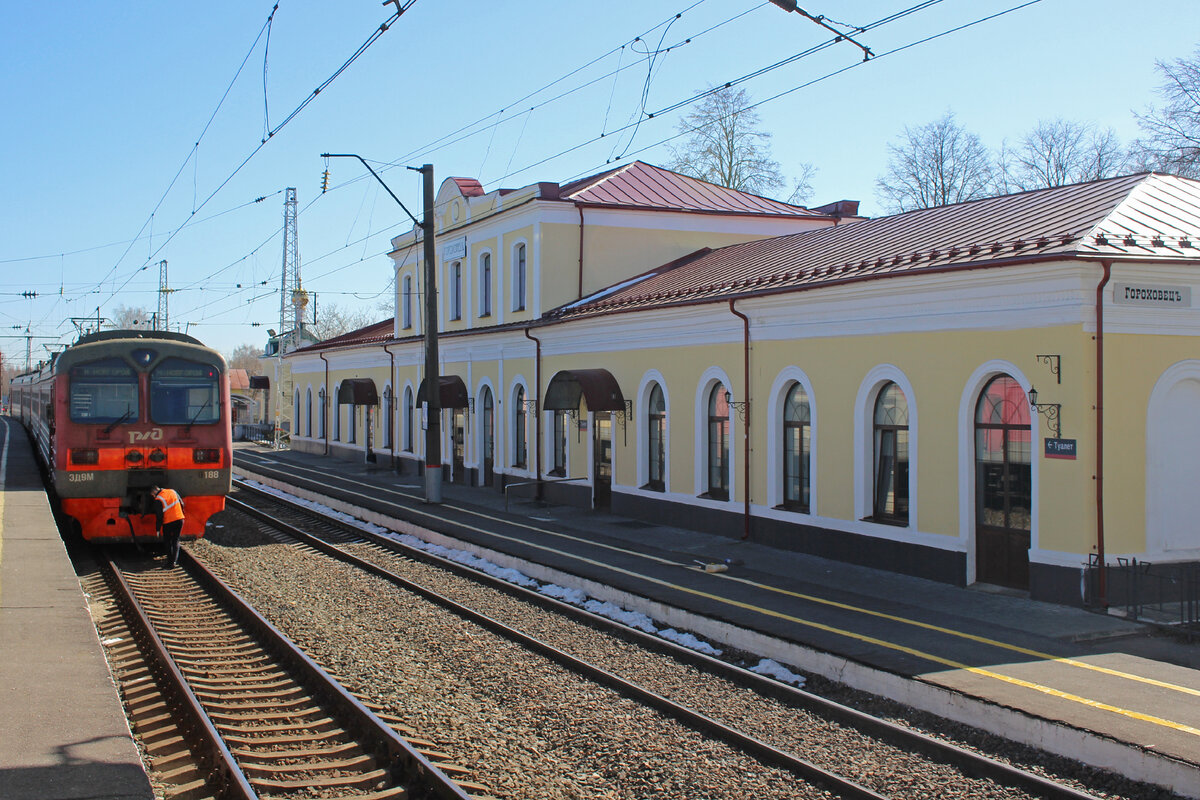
[337,378,379,405]
[544,369,626,412]
[416,375,470,409]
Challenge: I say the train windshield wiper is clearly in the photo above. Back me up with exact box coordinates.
[184,396,211,432]
[103,406,133,434]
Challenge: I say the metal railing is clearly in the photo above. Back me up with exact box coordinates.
[504,476,587,512]
[1087,556,1200,628]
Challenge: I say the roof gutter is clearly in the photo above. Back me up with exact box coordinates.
[577,203,585,300]
[383,342,397,469]
[318,352,330,456]
[523,327,543,498]
[1094,260,1112,608]
[729,300,752,541]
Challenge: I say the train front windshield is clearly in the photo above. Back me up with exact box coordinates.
[70,358,139,423]
[151,358,221,425]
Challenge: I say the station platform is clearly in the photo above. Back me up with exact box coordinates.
[233,443,1200,796]
[0,418,152,800]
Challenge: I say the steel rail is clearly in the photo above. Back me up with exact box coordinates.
[228,492,890,800]
[100,549,258,800]
[231,477,1104,800]
[107,545,474,800]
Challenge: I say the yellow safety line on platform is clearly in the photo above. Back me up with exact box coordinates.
[236,456,1200,734]
[0,419,10,575]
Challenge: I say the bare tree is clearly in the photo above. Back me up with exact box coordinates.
[875,112,995,212]
[668,85,815,201]
[226,343,263,373]
[310,301,382,341]
[1134,46,1200,178]
[107,305,152,330]
[999,118,1134,191]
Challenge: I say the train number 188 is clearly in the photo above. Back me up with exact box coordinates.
[202,470,220,480]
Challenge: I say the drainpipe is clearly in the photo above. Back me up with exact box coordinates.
[318,352,329,456]
[383,342,396,470]
[523,327,543,497]
[1094,260,1112,608]
[729,300,752,541]
[576,203,585,300]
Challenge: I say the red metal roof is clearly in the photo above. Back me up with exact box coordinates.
[450,177,485,197]
[557,161,828,218]
[550,173,1200,318]
[296,319,394,353]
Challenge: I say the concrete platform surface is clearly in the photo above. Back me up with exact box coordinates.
[0,418,151,800]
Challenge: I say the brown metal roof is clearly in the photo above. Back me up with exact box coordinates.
[550,173,1200,318]
[557,161,827,218]
[296,319,393,353]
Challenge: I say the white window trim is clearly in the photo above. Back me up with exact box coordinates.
[509,375,533,476]
[636,370,670,491]
[511,240,529,312]
[766,367,817,514]
[693,366,736,503]
[478,250,494,318]
[854,365,918,530]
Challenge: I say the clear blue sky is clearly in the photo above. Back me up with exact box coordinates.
[2,0,1195,362]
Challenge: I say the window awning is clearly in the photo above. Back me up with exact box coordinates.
[337,378,379,405]
[416,375,470,409]
[544,368,626,412]
[248,376,270,389]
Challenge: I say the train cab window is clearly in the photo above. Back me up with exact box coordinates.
[151,358,221,425]
[69,358,138,424]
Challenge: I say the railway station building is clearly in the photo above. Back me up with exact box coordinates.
[284,162,1200,606]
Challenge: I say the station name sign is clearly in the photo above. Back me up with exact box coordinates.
[1113,282,1191,308]
[442,237,467,261]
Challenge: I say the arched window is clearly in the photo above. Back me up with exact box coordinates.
[707,383,730,500]
[383,385,393,449]
[293,390,301,434]
[480,385,495,484]
[646,383,666,492]
[975,375,1032,586]
[348,400,356,443]
[333,384,341,441]
[403,387,414,452]
[782,382,811,512]
[873,382,909,524]
[450,260,462,320]
[402,274,413,329]
[479,252,492,317]
[513,385,528,468]
[318,387,326,437]
[304,388,312,436]
[513,243,527,311]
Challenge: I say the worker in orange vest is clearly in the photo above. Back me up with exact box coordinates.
[151,485,186,567]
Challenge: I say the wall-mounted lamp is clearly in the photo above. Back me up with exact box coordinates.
[1028,386,1061,438]
[724,390,749,422]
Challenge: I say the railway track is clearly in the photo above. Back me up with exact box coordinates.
[86,544,484,800]
[217,478,1109,800]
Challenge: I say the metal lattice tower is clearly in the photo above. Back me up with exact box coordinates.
[156,260,169,331]
[279,188,304,337]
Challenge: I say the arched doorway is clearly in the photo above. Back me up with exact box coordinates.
[1147,364,1200,554]
[975,375,1032,588]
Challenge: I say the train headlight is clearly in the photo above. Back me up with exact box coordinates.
[193,448,221,464]
[70,448,99,465]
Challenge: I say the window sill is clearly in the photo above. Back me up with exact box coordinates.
[641,482,664,493]
[700,492,729,502]
[775,504,810,515]
[862,516,909,528]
